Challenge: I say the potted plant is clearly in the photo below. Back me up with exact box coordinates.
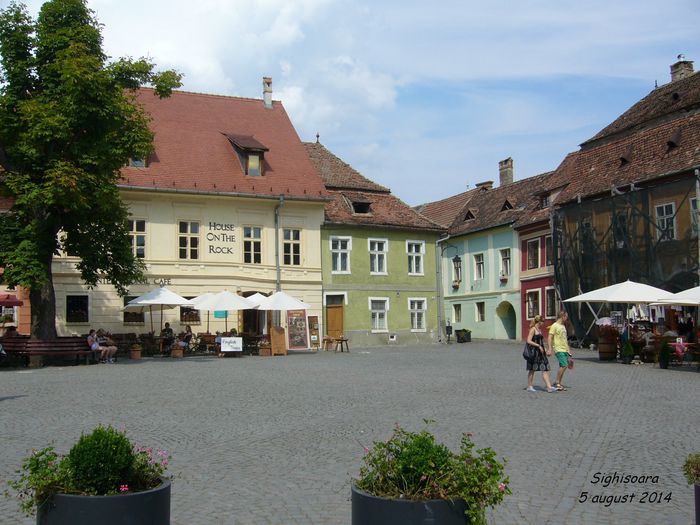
[129,343,142,360]
[8,425,170,525]
[455,329,472,343]
[352,422,509,525]
[597,325,619,361]
[658,341,671,369]
[683,453,700,525]
[621,340,634,364]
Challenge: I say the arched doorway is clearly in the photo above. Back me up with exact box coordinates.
[496,301,517,340]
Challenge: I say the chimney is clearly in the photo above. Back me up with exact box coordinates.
[263,77,273,109]
[670,57,694,82]
[498,157,513,186]
[475,181,493,191]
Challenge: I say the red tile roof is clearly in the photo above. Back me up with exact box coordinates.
[120,89,329,201]
[414,189,480,229]
[447,172,555,236]
[584,71,700,147]
[552,111,700,205]
[304,142,444,231]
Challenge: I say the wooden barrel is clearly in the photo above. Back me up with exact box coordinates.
[598,341,617,361]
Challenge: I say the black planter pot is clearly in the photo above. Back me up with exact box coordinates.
[351,485,469,525]
[37,479,170,525]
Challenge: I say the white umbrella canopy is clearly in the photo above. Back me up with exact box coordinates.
[123,287,193,332]
[246,292,268,306]
[256,291,310,311]
[194,291,256,332]
[193,291,256,311]
[653,285,700,305]
[563,280,675,304]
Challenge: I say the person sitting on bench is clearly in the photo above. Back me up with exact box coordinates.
[88,329,117,363]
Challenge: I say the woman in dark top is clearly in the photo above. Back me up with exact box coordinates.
[526,315,557,393]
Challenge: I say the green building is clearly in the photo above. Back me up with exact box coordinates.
[305,142,444,347]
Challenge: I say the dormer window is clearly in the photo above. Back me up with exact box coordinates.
[541,194,551,208]
[464,210,475,221]
[501,199,513,211]
[352,201,371,214]
[667,129,681,152]
[619,144,633,167]
[223,132,269,177]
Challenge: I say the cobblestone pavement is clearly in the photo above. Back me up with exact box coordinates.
[1,341,698,524]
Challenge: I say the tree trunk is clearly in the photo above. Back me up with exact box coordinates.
[29,253,57,340]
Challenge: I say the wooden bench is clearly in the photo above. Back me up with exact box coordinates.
[1,336,96,368]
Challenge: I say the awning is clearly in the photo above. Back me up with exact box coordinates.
[0,293,23,307]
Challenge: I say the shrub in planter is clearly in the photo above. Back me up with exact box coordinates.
[621,341,634,364]
[353,422,509,525]
[683,453,700,525]
[8,425,170,522]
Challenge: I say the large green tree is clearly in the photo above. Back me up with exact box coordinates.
[0,0,181,338]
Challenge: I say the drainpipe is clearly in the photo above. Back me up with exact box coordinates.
[436,234,450,343]
[696,169,700,283]
[274,195,284,292]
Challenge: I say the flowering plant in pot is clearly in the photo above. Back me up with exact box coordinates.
[352,421,509,525]
[8,425,171,525]
[683,452,700,525]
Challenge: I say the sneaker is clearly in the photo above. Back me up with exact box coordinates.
[547,386,558,393]
[108,358,114,364]
[526,386,537,392]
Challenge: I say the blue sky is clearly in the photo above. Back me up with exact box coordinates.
[6,0,700,205]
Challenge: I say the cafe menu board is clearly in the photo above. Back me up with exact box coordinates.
[286,309,309,350]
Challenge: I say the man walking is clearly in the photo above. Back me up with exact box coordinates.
[548,310,571,391]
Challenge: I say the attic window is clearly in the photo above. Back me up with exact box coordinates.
[619,145,633,167]
[224,132,269,177]
[672,92,680,102]
[352,201,371,214]
[464,210,475,221]
[501,200,513,211]
[541,194,551,208]
[667,129,681,152]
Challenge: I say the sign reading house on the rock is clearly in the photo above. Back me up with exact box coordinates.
[207,222,237,256]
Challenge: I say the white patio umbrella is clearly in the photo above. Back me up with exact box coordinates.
[255,291,310,311]
[190,292,216,333]
[193,291,257,331]
[124,287,193,333]
[246,292,268,306]
[563,280,675,304]
[652,285,700,306]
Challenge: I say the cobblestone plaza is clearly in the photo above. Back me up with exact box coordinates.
[1,342,697,524]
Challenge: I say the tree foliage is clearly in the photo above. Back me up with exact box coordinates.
[0,0,181,336]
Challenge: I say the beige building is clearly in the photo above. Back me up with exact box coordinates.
[52,80,328,341]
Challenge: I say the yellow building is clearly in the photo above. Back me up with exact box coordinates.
[52,80,328,342]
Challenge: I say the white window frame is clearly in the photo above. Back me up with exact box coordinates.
[526,289,541,320]
[407,240,425,276]
[282,228,301,266]
[368,238,388,275]
[243,226,262,264]
[330,236,352,274]
[323,291,348,305]
[655,202,676,241]
[499,248,511,276]
[408,297,427,332]
[128,218,146,259]
[527,238,540,270]
[475,301,485,323]
[453,303,462,323]
[368,296,389,333]
[474,253,484,280]
[545,286,557,319]
[178,220,200,260]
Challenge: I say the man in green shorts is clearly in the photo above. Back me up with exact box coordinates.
[548,310,571,391]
